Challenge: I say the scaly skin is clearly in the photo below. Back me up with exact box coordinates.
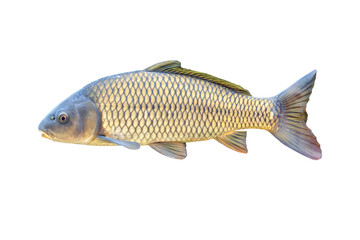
[83,71,280,145]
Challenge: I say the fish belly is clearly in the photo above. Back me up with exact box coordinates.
[84,71,279,145]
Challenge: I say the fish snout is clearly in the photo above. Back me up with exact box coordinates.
[38,119,53,140]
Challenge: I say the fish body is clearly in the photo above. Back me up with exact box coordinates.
[39,61,321,159]
[84,71,278,145]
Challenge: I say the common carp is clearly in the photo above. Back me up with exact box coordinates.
[38,60,321,159]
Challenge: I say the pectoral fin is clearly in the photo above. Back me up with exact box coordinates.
[216,131,248,153]
[149,142,187,159]
[97,135,140,150]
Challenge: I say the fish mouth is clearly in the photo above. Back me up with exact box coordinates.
[40,130,53,140]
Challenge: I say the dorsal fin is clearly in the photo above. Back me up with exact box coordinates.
[145,60,251,96]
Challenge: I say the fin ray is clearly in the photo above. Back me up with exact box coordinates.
[216,131,248,153]
[97,135,140,150]
[272,70,321,160]
[149,142,187,159]
[145,60,251,96]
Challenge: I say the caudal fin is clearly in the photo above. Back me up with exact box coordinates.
[272,70,322,160]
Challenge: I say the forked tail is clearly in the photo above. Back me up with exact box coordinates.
[272,70,322,159]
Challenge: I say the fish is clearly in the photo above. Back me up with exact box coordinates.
[38,60,321,160]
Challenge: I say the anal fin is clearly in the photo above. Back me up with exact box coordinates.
[216,131,248,153]
[149,142,187,159]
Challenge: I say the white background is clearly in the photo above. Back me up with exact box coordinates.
[1,0,359,239]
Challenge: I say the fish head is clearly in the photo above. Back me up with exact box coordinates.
[38,92,100,144]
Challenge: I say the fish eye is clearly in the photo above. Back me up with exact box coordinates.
[58,112,69,124]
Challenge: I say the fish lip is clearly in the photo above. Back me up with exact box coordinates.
[41,131,53,140]
[39,129,54,140]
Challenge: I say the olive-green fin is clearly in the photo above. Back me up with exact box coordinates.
[272,70,321,160]
[145,60,251,96]
[216,131,248,153]
[97,135,140,150]
[149,142,187,159]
